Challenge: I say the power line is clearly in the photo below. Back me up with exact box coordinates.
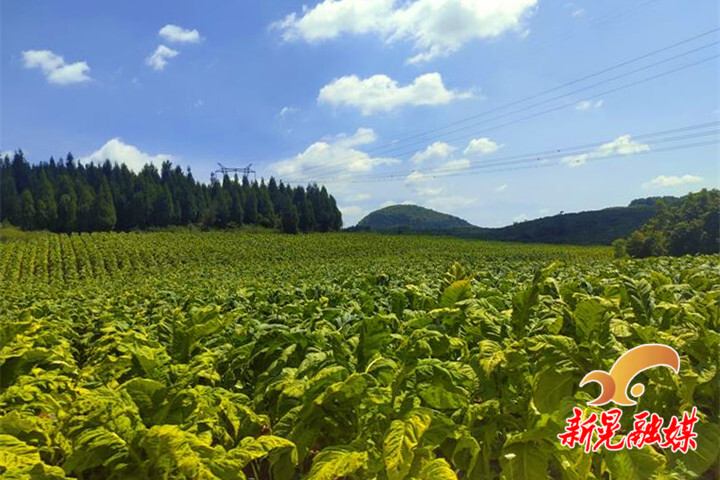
[385,121,720,177]
[314,129,719,184]
[528,0,666,55]
[374,28,719,155]
[425,140,719,180]
[296,27,719,177]
[357,43,719,159]
[288,54,720,182]
[322,141,719,185]
[284,122,719,185]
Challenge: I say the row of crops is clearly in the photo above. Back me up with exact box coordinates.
[0,231,718,479]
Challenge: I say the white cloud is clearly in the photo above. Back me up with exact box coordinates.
[410,141,456,164]
[404,170,429,184]
[347,193,371,201]
[159,24,203,43]
[495,184,508,192]
[642,174,704,189]
[562,134,650,167]
[273,0,537,64]
[426,195,476,211]
[146,45,179,71]
[513,213,529,223]
[405,158,469,187]
[1,150,15,159]
[561,153,589,167]
[596,135,650,156]
[332,127,377,148]
[571,8,585,18]
[339,205,364,216]
[279,106,298,117]
[271,127,398,180]
[318,72,473,114]
[443,159,471,170]
[538,208,550,215]
[80,138,173,172]
[22,50,91,85]
[415,187,443,196]
[464,137,500,156]
[575,99,603,111]
[194,99,204,108]
[405,170,446,196]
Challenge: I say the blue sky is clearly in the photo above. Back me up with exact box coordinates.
[1,0,718,226]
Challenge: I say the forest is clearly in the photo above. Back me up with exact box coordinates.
[623,189,719,257]
[0,151,343,234]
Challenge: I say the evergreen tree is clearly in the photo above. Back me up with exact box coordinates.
[12,151,32,193]
[36,171,58,230]
[228,182,244,225]
[0,153,343,233]
[76,182,96,232]
[212,181,232,226]
[0,173,21,224]
[20,189,36,230]
[93,178,117,231]
[279,194,299,234]
[57,175,78,232]
[256,180,276,227]
[131,190,148,228]
[243,187,258,224]
[328,194,342,230]
[299,198,315,232]
[152,185,175,226]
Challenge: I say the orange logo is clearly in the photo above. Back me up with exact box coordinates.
[580,344,680,406]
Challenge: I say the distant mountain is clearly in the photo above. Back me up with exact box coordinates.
[357,204,474,231]
[350,198,676,245]
[474,206,659,245]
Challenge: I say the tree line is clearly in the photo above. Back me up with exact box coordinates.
[0,151,343,234]
[617,188,719,257]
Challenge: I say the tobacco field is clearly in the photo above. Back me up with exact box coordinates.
[0,230,718,479]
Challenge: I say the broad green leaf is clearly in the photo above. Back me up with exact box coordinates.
[604,444,667,480]
[667,420,720,478]
[553,448,593,480]
[141,425,233,479]
[227,435,296,468]
[573,297,613,342]
[383,409,433,480]
[440,280,473,308]
[305,447,369,480]
[452,433,482,479]
[63,428,131,474]
[500,441,550,480]
[533,368,575,414]
[417,458,458,480]
[0,434,68,479]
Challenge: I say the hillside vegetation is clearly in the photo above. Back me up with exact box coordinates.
[353,201,665,245]
[625,188,719,257]
[357,204,474,231]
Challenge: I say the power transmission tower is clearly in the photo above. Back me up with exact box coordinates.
[213,163,256,181]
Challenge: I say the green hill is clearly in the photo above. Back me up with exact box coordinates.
[356,204,474,231]
[625,189,719,257]
[350,198,673,245]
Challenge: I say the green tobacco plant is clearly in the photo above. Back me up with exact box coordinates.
[0,231,717,478]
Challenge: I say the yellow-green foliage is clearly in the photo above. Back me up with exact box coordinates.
[0,231,718,479]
